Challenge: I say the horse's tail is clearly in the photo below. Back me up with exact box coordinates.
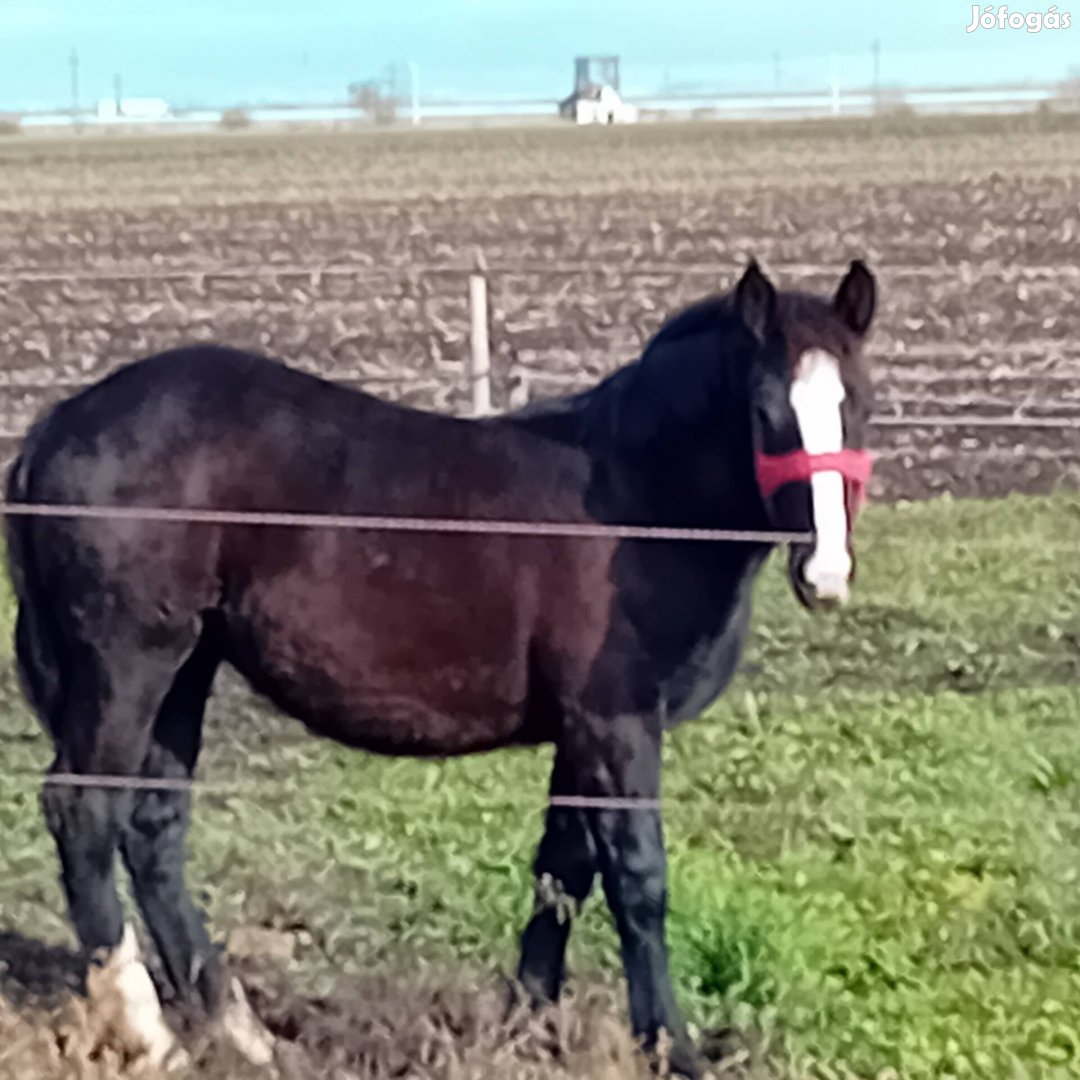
[4,420,65,732]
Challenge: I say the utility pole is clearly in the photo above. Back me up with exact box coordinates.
[871,38,881,113]
[69,47,80,117]
[408,61,420,126]
[114,73,123,116]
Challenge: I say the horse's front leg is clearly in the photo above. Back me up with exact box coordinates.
[516,749,599,1004]
[566,712,700,1079]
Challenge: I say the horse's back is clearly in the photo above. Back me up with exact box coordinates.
[9,344,612,755]
[17,344,522,509]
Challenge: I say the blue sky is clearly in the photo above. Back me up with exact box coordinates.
[1,1,1077,111]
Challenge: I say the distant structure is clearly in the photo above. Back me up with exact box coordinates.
[559,55,638,125]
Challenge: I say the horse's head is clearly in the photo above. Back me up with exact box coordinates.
[735,258,877,611]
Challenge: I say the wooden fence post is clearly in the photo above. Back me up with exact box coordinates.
[468,272,492,415]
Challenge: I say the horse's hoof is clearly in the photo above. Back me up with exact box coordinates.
[497,973,535,1023]
[219,976,276,1066]
[698,1025,748,1069]
[652,1028,703,1080]
[160,1042,192,1074]
[666,1048,703,1080]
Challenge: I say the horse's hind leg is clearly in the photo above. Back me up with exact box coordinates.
[119,620,223,1023]
[41,755,128,967]
[119,618,275,1066]
[42,630,198,1067]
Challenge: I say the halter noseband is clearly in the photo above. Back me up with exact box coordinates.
[755,448,874,516]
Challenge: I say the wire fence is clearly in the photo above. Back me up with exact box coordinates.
[0,418,1076,442]
[0,499,1077,549]
[0,769,665,813]
[2,258,1079,437]
[2,259,1080,288]
[0,490,1076,803]
[0,256,1075,806]
[0,501,813,544]
[0,364,1074,436]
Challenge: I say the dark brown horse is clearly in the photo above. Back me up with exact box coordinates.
[4,259,876,1077]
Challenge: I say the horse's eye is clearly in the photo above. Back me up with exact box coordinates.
[753,377,792,427]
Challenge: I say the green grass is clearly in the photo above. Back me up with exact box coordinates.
[1,491,1078,1078]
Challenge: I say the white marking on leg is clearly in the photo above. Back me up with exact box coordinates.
[533,872,581,925]
[86,924,188,1070]
[790,349,851,602]
[221,976,276,1065]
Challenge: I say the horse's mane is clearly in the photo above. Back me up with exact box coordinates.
[506,290,749,451]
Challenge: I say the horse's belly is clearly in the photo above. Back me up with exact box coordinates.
[289,658,530,755]
[226,579,534,756]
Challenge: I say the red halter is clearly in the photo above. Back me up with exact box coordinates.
[755,448,874,518]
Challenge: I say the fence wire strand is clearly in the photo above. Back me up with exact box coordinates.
[0,767,666,810]
[0,770,666,811]
[0,501,1076,551]
[0,501,812,545]
[2,259,1080,288]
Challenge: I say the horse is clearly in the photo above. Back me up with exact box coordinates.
[3,258,876,1077]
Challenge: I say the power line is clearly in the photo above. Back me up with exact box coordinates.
[68,47,80,122]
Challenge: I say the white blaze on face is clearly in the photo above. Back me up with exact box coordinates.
[789,349,852,602]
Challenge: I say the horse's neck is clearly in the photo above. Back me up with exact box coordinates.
[597,398,761,531]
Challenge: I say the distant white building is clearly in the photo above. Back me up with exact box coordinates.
[97,97,171,121]
[559,83,638,125]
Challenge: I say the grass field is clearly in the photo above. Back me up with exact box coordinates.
[1,494,1078,1079]
[0,115,1078,1078]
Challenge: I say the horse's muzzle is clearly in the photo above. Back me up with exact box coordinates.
[787,543,856,611]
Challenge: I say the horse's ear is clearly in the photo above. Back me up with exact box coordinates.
[734,258,778,345]
[834,259,876,336]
